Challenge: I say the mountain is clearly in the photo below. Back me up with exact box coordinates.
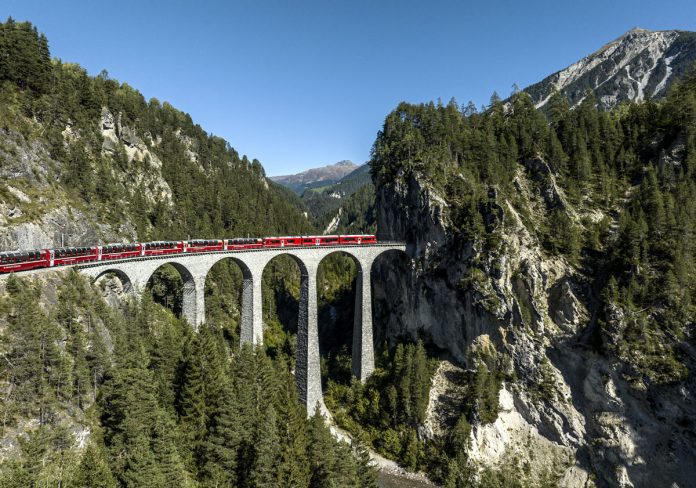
[299,163,376,233]
[270,160,358,194]
[311,162,372,198]
[0,20,312,252]
[525,27,696,110]
[0,19,375,488]
[355,67,696,487]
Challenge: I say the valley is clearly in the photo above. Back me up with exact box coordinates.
[1,15,696,488]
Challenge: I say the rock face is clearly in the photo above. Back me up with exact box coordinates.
[99,108,174,205]
[525,28,696,110]
[371,166,696,487]
[0,106,183,252]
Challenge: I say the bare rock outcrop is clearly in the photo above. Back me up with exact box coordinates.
[372,165,696,487]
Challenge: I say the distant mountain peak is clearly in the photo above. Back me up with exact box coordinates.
[334,160,355,167]
[270,160,359,194]
[625,26,650,36]
[524,27,696,111]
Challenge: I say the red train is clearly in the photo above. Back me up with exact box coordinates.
[0,234,377,274]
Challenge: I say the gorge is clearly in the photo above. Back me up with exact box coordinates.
[1,17,696,488]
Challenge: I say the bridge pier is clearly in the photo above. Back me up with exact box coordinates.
[76,243,407,416]
[239,269,263,345]
[295,264,325,414]
[179,275,204,329]
[352,258,375,381]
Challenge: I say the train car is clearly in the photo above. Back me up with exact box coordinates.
[338,234,376,245]
[263,236,304,247]
[100,243,142,261]
[319,235,340,246]
[143,241,184,256]
[299,235,343,246]
[302,236,320,246]
[52,246,99,267]
[0,249,50,273]
[280,236,303,247]
[226,238,263,250]
[185,239,224,253]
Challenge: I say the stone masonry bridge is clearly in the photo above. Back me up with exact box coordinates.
[76,243,406,413]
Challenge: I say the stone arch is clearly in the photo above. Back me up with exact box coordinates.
[260,251,322,413]
[203,255,254,343]
[93,268,133,293]
[370,247,411,349]
[145,261,201,328]
[259,252,310,340]
[260,251,310,277]
[315,250,366,382]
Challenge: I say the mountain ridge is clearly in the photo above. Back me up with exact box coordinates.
[270,159,358,194]
[524,27,696,110]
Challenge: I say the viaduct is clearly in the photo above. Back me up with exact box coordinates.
[76,243,406,414]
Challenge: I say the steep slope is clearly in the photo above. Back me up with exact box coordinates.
[299,163,376,232]
[525,27,696,110]
[361,77,696,486]
[270,160,358,194]
[0,19,312,252]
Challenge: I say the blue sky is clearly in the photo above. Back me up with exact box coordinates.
[3,0,696,175]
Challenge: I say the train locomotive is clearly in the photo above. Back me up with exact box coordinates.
[0,234,378,274]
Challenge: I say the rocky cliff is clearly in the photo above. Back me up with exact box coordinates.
[369,84,696,486]
[373,167,696,487]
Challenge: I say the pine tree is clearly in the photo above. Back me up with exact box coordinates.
[152,412,189,487]
[176,333,208,470]
[120,426,165,488]
[411,341,429,423]
[72,441,118,488]
[353,440,378,487]
[249,404,281,487]
[307,408,335,488]
[402,429,419,470]
[200,376,240,486]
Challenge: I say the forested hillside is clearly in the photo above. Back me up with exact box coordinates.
[301,165,376,234]
[346,67,696,486]
[4,15,696,488]
[0,18,311,251]
[0,271,376,487]
[0,18,380,487]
